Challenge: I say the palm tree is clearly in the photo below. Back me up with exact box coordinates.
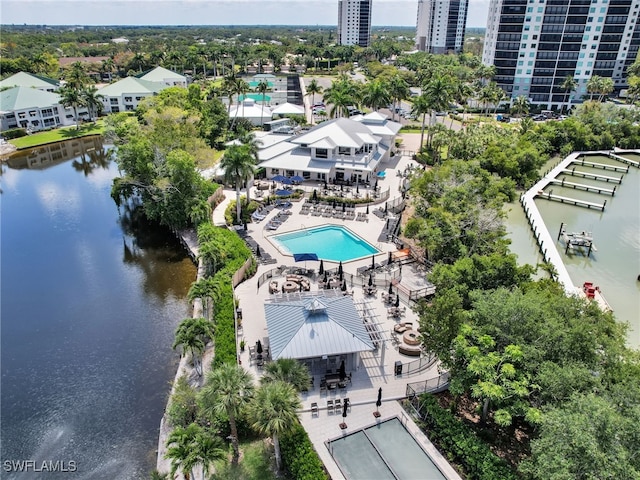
[388,74,410,122]
[560,75,578,113]
[59,84,83,130]
[598,77,614,102]
[172,317,215,377]
[220,144,255,223]
[199,364,255,466]
[423,75,453,146]
[410,93,431,151]
[511,95,530,118]
[478,84,495,117]
[305,78,323,108]
[230,77,250,129]
[81,85,104,122]
[262,358,311,392]
[255,79,270,127]
[165,424,199,480]
[188,277,222,320]
[222,73,237,115]
[586,75,603,101]
[165,423,225,480]
[63,61,90,90]
[361,79,391,112]
[249,381,301,472]
[453,81,474,129]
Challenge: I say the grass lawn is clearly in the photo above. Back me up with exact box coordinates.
[10,121,106,149]
[211,439,279,480]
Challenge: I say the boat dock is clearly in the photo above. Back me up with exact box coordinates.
[573,157,629,172]
[549,178,617,195]
[560,168,623,184]
[537,190,606,211]
[608,151,640,168]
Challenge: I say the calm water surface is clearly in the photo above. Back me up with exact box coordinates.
[504,153,640,347]
[1,138,196,478]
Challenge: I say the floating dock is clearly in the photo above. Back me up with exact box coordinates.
[550,178,616,195]
[560,168,623,184]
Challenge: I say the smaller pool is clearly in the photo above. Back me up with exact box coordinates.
[270,225,380,262]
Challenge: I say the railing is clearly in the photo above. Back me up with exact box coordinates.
[396,353,439,377]
[406,371,450,399]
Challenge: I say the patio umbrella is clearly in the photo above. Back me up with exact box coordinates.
[290,175,304,183]
[256,245,261,258]
[376,387,382,413]
[319,259,324,275]
[366,204,369,214]
[368,275,373,287]
[371,255,375,270]
[388,282,394,295]
[280,177,293,185]
[256,340,263,355]
[332,199,336,209]
[356,184,360,194]
[395,294,400,308]
[374,179,378,189]
[341,280,347,291]
[271,174,287,182]
[312,189,318,202]
[388,251,393,264]
[342,202,346,212]
[323,271,328,283]
[384,202,388,214]
[293,252,319,269]
[338,261,343,277]
[339,360,346,381]
[340,184,344,192]
[324,179,328,189]
[342,399,349,419]
[275,189,292,197]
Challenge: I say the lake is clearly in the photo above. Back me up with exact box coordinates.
[1,137,197,479]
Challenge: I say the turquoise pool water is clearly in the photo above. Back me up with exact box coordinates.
[328,417,446,480]
[270,225,379,262]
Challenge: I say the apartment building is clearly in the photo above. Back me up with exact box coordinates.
[337,0,373,47]
[482,0,640,108]
[415,0,469,53]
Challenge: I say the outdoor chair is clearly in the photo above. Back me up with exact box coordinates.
[334,398,342,414]
[327,400,334,413]
[311,402,319,417]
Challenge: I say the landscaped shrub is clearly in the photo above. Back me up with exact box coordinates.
[166,375,199,429]
[2,128,28,140]
[280,422,328,480]
[418,394,518,480]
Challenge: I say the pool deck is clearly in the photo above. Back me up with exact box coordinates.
[226,136,463,479]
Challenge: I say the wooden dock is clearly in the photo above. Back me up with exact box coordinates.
[550,178,616,195]
[560,168,623,184]
[608,152,640,168]
[536,190,606,211]
[574,157,629,172]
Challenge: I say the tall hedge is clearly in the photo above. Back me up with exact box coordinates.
[196,224,253,367]
[280,422,329,480]
[418,394,518,480]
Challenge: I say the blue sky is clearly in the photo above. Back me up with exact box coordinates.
[2,1,491,28]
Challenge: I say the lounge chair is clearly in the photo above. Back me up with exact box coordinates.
[334,398,342,414]
[327,399,334,413]
[311,402,319,417]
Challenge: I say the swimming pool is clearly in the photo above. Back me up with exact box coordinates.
[270,225,380,262]
[327,417,446,480]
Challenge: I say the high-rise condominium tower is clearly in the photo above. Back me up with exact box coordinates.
[482,0,640,108]
[415,0,469,53]
[338,0,373,47]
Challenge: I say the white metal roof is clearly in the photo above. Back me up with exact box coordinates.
[271,102,305,115]
[265,295,374,360]
[291,118,375,149]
